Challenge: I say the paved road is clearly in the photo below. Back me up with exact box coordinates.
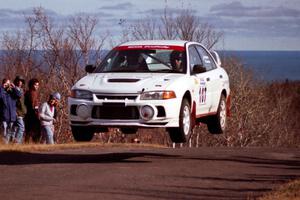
[0,146,299,200]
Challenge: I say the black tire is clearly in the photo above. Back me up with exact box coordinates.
[71,126,94,142]
[168,99,192,143]
[207,95,227,134]
[120,127,138,134]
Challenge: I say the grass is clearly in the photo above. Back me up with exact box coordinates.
[0,142,166,152]
[258,179,300,200]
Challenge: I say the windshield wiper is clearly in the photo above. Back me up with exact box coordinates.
[105,69,137,72]
[153,69,173,72]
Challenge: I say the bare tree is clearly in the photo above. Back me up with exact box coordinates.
[0,23,43,80]
[158,8,177,40]
[130,17,157,40]
[68,15,107,66]
[123,8,223,50]
[0,7,108,143]
[175,10,199,41]
[26,8,107,142]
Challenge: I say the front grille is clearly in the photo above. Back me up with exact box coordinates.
[70,105,77,115]
[92,104,139,119]
[156,106,166,117]
[96,94,138,100]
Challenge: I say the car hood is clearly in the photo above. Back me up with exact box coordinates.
[72,73,185,93]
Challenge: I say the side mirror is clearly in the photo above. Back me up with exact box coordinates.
[210,50,222,66]
[193,64,206,74]
[85,64,96,73]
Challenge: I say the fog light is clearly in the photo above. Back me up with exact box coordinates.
[77,104,90,119]
[140,105,155,120]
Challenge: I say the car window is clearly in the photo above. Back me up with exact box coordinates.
[188,46,202,72]
[95,48,187,73]
[195,45,216,71]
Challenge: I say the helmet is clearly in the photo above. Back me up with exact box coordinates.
[170,51,185,71]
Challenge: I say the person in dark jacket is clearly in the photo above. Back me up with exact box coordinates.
[24,78,41,143]
[13,76,27,144]
[0,78,22,144]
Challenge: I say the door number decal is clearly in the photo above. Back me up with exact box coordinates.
[199,79,206,104]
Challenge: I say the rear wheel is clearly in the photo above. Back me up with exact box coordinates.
[168,99,192,143]
[207,95,227,134]
[71,126,94,142]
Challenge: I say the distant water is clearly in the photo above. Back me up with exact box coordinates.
[219,51,300,81]
[1,50,299,81]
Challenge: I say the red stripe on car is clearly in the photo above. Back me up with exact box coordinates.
[115,45,185,51]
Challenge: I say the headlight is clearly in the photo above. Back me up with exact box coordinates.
[140,91,176,100]
[71,90,93,100]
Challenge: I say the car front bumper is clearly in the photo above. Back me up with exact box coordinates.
[68,96,181,128]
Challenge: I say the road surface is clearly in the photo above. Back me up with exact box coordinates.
[0,146,299,200]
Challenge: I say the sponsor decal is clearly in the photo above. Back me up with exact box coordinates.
[203,56,211,64]
[115,45,185,51]
[199,79,206,104]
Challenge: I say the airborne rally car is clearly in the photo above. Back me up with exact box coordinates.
[68,40,230,143]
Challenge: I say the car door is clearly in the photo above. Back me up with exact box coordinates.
[188,45,212,115]
[195,45,222,113]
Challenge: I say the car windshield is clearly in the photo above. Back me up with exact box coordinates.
[94,46,187,73]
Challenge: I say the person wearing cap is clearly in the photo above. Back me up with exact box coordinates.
[0,78,22,144]
[13,76,27,144]
[38,92,61,144]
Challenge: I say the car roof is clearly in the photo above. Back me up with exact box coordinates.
[119,40,189,47]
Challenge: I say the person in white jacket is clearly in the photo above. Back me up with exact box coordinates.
[39,92,61,144]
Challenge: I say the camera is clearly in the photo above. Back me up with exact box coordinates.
[4,83,13,91]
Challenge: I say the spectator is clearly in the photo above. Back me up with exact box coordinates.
[39,92,61,144]
[13,75,27,144]
[24,78,41,143]
[0,78,21,144]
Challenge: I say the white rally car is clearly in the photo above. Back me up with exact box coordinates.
[68,40,230,143]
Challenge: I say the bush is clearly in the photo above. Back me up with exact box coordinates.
[187,57,300,147]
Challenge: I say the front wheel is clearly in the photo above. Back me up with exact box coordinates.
[71,126,94,142]
[167,99,192,143]
[207,95,227,134]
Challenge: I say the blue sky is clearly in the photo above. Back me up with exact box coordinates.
[0,0,299,50]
